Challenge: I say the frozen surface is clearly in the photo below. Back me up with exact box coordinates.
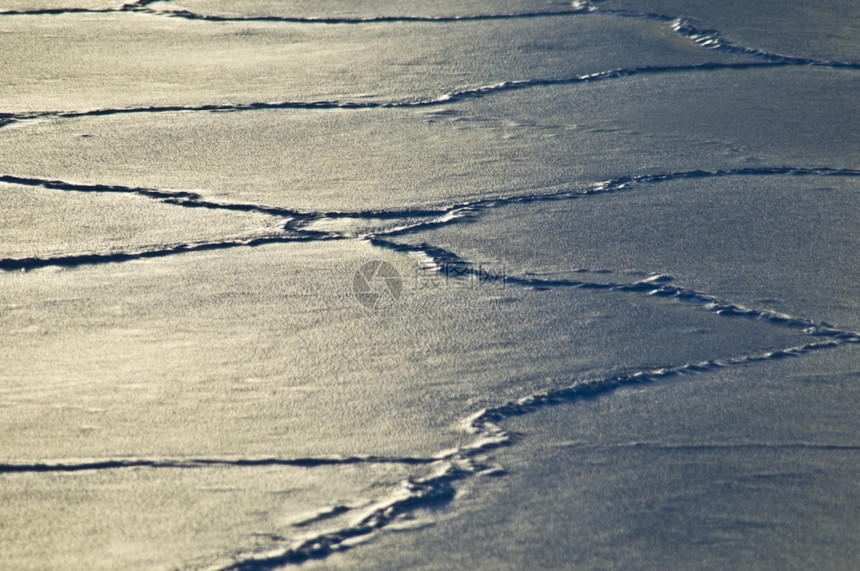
[341,345,860,570]
[0,0,121,10]
[1,241,817,568]
[594,0,860,64]
[2,0,858,569]
[0,242,809,461]
[2,66,856,212]
[0,181,280,260]
[148,0,581,19]
[0,11,726,114]
[389,174,860,331]
[0,463,421,571]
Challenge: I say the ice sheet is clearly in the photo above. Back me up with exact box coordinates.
[2,0,858,568]
[0,241,813,462]
[148,0,581,20]
[0,180,281,260]
[388,174,860,331]
[0,10,733,115]
[340,344,860,569]
[594,0,860,64]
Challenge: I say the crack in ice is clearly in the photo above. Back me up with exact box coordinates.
[209,337,856,570]
[6,60,860,130]
[4,166,860,271]
[0,454,437,474]
[3,3,858,568]
[6,161,859,568]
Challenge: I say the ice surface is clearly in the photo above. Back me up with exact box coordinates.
[2,0,858,569]
[0,241,811,462]
[1,67,854,212]
[0,11,731,114]
[0,180,281,260]
[341,345,860,569]
[595,0,860,64]
[0,462,423,570]
[147,0,581,20]
[389,174,860,331]
[0,0,121,11]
